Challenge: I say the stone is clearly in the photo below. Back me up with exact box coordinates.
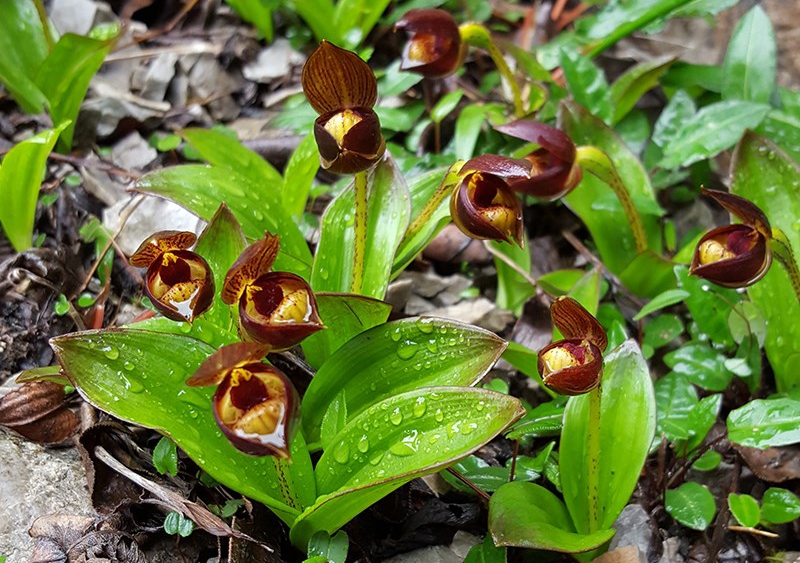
[134,53,179,102]
[658,537,684,563]
[609,504,652,558]
[0,430,93,561]
[243,39,305,84]
[111,131,158,172]
[49,0,98,35]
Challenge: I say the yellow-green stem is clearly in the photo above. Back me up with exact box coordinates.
[576,146,648,254]
[459,23,525,118]
[402,161,465,245]
[770,228,800,304]
[351,170,369,294]
[32,0,56,51]
[586,383,602,533]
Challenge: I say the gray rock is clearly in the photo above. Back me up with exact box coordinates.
[111,131,157,172]
[80,158,128,206]
[243,39,305,83]
[658,537,684,563]
[187,55,242,121]
[382,532,481,563]
[610,504,652,558]
[133,53,178,102]
[0,431,94,561]
[49,0,98,35]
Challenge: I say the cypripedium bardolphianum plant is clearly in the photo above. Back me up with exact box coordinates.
[538,296,608,396]
[394,9,464,79]
[223,233,324,350]
[302,40,385,175]
[187,342,299,459]
[129,230,214,322]
[494,120,582,201]
[690,189,772,288]
[449,155,526,246]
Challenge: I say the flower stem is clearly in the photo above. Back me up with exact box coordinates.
[770,228,800,304]
[459,23,525,118]
[586,383,602,532]
[402,161,465,245]
[351,170,369,294]
[576,146,648,254]
[32,0,56,51]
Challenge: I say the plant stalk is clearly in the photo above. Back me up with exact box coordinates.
[351,170,369,294]
[576,146,648,254]
[459,23,525,118]
[402,161,465,245]
[32,0,56,51]
[770,228,800,304]
[586,383,602,533]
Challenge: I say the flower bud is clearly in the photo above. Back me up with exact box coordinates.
[690,189,772,288]
[302,41,385,174]
[395,9,464,78]
[537,297,607,395]
[187,343,298,458]
[129,231,214,322]
[223,235,324,350]
[495,120,582,200]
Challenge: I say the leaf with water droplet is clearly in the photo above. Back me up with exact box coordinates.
[289,386,523,549]
[302,317,507,448]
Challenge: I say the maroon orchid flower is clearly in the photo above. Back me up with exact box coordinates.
[538,297,608,395]
[129,231,214,322]
[395,9,464,78]
[187,342,299,458]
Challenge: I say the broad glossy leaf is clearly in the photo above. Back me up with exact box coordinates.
[0,0,48,113]
[35,33,115,151]
[50,329,308,524]
[652,90,696,149]
[489,481,614,552]
[131,317,238,348]
[665,482,716,531]
[575,0,695,42]
[135,165,312,278]
[506,401,564,440]
[560,340,656,533]
[0,125,65,252]
[664,343,733,392]
[455,103,504,160]
[290,0,340,45]
[610,56,675,124]
[283,133,320,217]
[292,387,522,546]
[302,317,507,448]
[731,133,800,392]
[224,0,273,40]
[301,293,392,369]
[560,101,663,275]
[194,204,247,331]
[728,493,760,528]
[501,341,540,381]
[721,5,776,103]
[727,397,800,448]
[559,49,612,123]
[311,155,410,299]
[755,109,800,162]
[464,534,507,563]
[686,394,722,451]
[654,372,697,441]
[333,0,392,49]
[762,487,800,524]
[491,238,535,315]
[431,90,464,124]
[659,101,770,168]
[633,289,690,321]
[675,266,736,348]
[181,128,283,189]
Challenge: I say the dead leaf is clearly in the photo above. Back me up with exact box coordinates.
[591,546,646,563]
[0,382,79,443]
[734,444,800,483]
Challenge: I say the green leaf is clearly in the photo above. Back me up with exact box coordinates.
[560,340,656,533]
[560,101,663,275]
[181,127,284,190]
[642,314,684,351]
[51,329,307,524]
[755,109,800,162]
[0,125,65,252]
[728,493,760,528]
[675,266,736,348]
[194,204,247,332]
[761,487,800,524]
[430,90,464,124]
[491,238,535,315]
[659,101,770,168]
[224,0,274,40]
[135,165,312,278]
[291,387,523,547]
[442,455,512,494]
[0,0,49,113]
[152,436,178,477]
[506,401,565,440]
[489,481,615,552]
[501,341,540,381]
[665,482,716,531]
[302,317,507,448]
[464,534,507,563]
[301,293,392,369]
[311,156,410,299]
[692,450,721,471]
[307,530,349,563]
[654,372,697,441]
[455,103,503,160]
[633,289,689,321]
[731,133,800,392]
[652,90,696,149]
[686,393,721,451]
[610,56,675,124]
[283,133,321,217]
[664,343,733,392]
[559,49,612,123]
[721,5,776,104]
[35,33,116,151]
[727,397,800,448]
[290,0,340,45]
[164,511,195,537]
